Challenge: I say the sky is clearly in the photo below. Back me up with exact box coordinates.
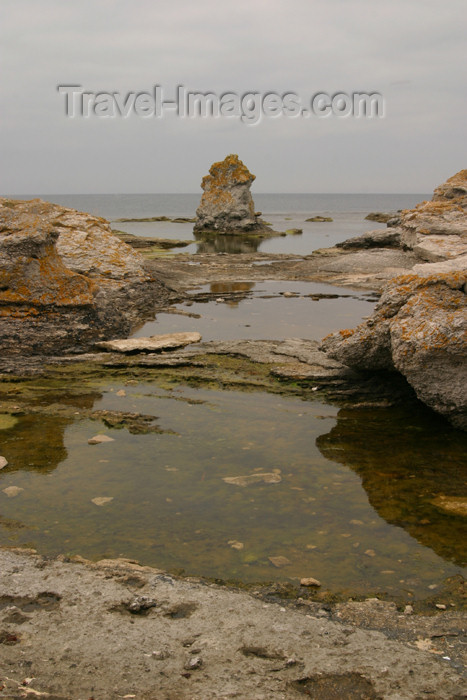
[1,0,466,194]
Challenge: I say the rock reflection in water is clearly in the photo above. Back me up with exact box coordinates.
[317,404,467,567]
[194,232,262,254]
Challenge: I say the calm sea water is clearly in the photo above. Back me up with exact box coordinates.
[9,193,429,255]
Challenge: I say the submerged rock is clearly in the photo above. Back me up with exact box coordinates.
[321,171,467,430]
[194,155,272,234]
[0,198,168,356]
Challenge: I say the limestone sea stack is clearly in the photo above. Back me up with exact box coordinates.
[321,170,467,430]
[194,154,272,234]
[0,198,166,356]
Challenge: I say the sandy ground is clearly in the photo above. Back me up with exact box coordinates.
[0,549,465,699]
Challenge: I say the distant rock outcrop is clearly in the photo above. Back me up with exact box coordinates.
[0,198,167,356]
[194,154,272,234]
[321,171,467,430]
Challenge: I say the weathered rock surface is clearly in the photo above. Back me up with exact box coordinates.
[194,154,272,233]
[0,198,169,355]
[96,332,202,353]
[0,549,464,699]
[321,172,467,430]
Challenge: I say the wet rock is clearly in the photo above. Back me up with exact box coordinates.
[285,228,303,235]
[194,154,272,233]
[0,456,8,469]
[88,434,115,445]
[91,497,114,506]
[2,486,23,498]
[223,472,282,487]
[300,577,321,587]
[306,216,333,222]
[0,198,168,356]
[268,556,291,568]
[95,332,201,354]
[430,495,467,517]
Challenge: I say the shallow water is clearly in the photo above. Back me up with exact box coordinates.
[0,379,465,599]
[114,212,387,256]
[133,281,377,341]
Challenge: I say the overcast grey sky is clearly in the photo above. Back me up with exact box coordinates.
[1,0,466,194]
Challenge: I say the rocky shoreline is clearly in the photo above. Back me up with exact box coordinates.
[0,172,466,698]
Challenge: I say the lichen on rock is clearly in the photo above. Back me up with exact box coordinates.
[320,172,467,430]
[0,198,168,356]
[194,154,272,233]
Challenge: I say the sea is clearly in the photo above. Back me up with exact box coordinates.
[9,192,429,255]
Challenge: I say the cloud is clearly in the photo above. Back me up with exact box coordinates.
[1,0,466,193]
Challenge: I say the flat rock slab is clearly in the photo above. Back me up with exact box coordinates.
[0,546,465,698]
[96,332,202,354]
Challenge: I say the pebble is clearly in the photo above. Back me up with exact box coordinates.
[268,556,291,568]
[404,605,414,615]
[0,456,8,469]
[116,389,126,397]
[88,434,115,445]
[228,540,244,550]
[184,656,203,670]
[364,549,376,557]
[91,496,114,506]
[435,603,447,610]
[300,577,321,587]
[2,486,23,498]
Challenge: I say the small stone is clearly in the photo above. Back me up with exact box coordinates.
[128,596,157,613]
[300,577,321,587]
[228,540,244,550]
[184,656,203,671]
[306,544,317,550]
[91,497,114,506]
[404,605,414,615]
[152,650,170,660]
[116,389,126,397]
[283,292,295,297]
[435,603,447,610]
[364,549,376,557]
[2,486,23,498]
[216,298,224,303]
[268,556,291,568]
[223,472,281,487]
[0,456,8,469]
[88,434,115,445]
[350,519,364,525]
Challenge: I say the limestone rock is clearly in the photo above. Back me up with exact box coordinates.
[321,172,467,430]
[88,434,115,445]
[91,496,114,506]
[194,155,271,233]
[337,229,402,250]
[321,272,467,429]
[223,472,282,487]
[96,332,202,353]
[300,577,321,587]
[432,169,467,208]
[2,486,23,498]
[0,198,166,356]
